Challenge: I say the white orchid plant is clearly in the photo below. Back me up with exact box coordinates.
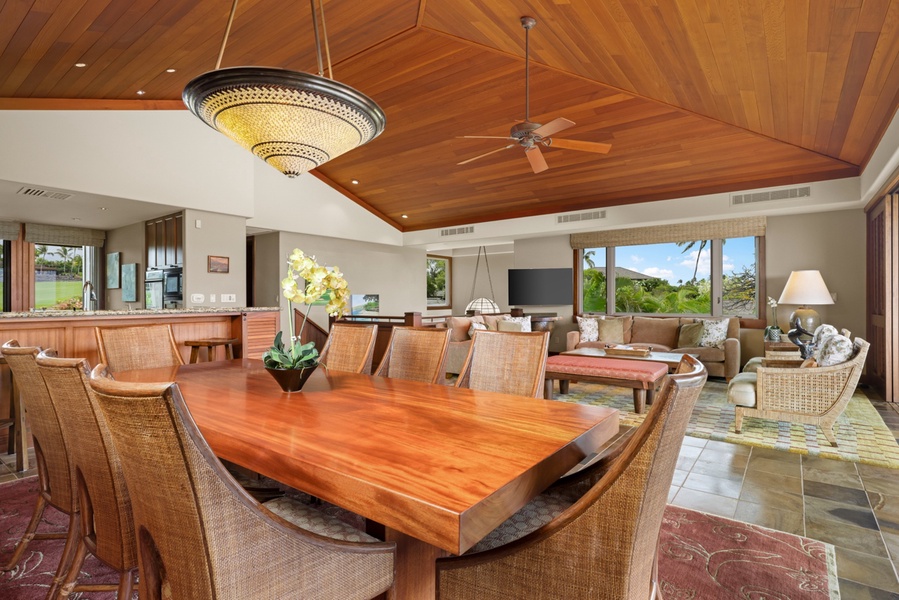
[263,249,351,370]
[765,296,781,336]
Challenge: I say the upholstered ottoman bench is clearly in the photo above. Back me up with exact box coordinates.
[544,355,668,414]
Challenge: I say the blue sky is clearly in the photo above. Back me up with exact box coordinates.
[590,237,756,284]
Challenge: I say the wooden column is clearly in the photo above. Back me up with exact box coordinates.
[866,194,899,401]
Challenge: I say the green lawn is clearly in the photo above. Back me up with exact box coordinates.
[35,280,83,309]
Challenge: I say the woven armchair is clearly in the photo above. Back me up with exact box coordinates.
[35,351,138,598]
[374,326,452,384]
[729,338,870,446]
[455,330,550,398]
[95,323,184,373]
[0,341,76,598]
[436,355,707,599]
[89,366,395,600]
[319,323,379,374]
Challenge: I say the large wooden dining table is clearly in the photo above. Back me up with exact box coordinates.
[116,358,619,600]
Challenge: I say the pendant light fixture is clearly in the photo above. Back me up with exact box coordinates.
[183,0,386,177]
[465,246,501,315]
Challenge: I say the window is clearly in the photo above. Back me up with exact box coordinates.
[580,236,759,317]
[426,255,452,309]
[34,244,85,309]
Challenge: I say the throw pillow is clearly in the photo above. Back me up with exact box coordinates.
[676,322,704,348]
[469,322,488,337]
[812,324,838,348]
[497,320,522,332]
[447,316,473,342]
[503,316,531,332]
[597,318,625,344]
[698,318,730,349]
[576,316,599,342]
[800,358,818,368]
[815,334,854,367]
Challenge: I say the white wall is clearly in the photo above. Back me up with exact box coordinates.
[450,245,514,314]
[104,221,145,310]
[182,209,248,307]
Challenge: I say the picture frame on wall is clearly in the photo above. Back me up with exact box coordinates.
[106,252,121,289]
[208,255,229,273]
[121,263,138,302]
[426,255,452,309]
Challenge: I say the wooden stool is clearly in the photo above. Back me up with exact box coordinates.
[0,355,28,472]
[184,338,239,363]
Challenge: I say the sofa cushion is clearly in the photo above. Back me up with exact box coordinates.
[727,373,757,407]
[483,315,505,331]
[598,318,626,344]
[699,318,730,349]
[469,322,487,337]
[677,322,703,348]
[503,316,531,332]
[498,320,522,332]
[576,316,600,342]
[630,317,680,348]
[677,345,725,362]
[598,315,633,343]
[447,316,484,342]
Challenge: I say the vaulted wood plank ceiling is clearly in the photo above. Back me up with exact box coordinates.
[1,0,896,232]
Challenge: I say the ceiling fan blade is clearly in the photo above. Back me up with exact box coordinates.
[458,144,516,166]
[549,138,612,154]
[459,135,515,140]
[533,117,575,138]
[526,146,548,173]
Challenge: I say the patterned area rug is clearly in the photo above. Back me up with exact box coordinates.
[0,478,837,599]
[556,379,899,468]
[660,505,838,599]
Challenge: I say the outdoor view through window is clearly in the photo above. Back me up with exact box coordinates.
[582,236,758,317]
[34,244,85,309]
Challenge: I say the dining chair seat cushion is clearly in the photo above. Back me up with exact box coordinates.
[263,496,378,543]
[465,487,582,554]
[727,372,758,407]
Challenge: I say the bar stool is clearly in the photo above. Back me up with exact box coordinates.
[0,355,28,472]
[184,338,239,363]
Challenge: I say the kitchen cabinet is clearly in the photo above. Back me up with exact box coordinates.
[146,212,183,268]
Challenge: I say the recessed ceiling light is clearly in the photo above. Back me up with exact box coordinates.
[351,179,359,185]
[401,214,408,219]
[136,90,146,95]
[166,68,176,73]
[99,207,107,211]
[72,217,81,222]
[74,62,87,68]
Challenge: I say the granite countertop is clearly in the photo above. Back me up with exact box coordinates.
[0,307,280,319]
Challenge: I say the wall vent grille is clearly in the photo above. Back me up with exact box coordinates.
[731,186,810,206]
[557,210,606,224]
[16,186,73,201]
[439,225,474,237]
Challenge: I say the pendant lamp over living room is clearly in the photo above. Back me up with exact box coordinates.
[182,0,386,178]
[465,246,501,315]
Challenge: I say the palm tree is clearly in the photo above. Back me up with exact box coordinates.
[52,246,74,277]
[675,240,708,283]
[35,245,47,273]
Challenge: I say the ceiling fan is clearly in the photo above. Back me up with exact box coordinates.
[458,16,612,174]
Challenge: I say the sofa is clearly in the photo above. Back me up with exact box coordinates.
[441,314,533,374]
[566,315,741,380]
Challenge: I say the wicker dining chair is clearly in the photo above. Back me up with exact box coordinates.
[319,323,379,374]
[89,366,395,600]
[95,323,184,373]
[36,351,138,599]
[0,341,76,597]
[455,330,550,398]
[437,355,707,600]
[374,326,453,384]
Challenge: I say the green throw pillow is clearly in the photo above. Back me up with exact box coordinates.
[677,322,703,348]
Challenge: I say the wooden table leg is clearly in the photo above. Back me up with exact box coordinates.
[632,389,646,414]
[384,528,447,600]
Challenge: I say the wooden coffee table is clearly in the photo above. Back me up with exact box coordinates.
[561,347,689,372]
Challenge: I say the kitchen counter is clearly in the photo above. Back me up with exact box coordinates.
[0,306,279,319]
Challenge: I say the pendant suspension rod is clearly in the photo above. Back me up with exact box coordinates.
[318,0,333,79]
[468,246,482,303]
[524,21,530,121]
[310,0,325,77]
[215,0,240,70]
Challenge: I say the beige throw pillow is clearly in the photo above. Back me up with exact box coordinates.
[597,318,625,344]
[497,320,522,332]
[503,316,531,332]
[677,322,703,348]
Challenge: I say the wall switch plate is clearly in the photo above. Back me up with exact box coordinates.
[191,293,205,303]
[221,293,236,303]
[195,219,202,228]
[210,294,216,302]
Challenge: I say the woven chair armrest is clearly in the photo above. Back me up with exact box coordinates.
[756,364,854,414]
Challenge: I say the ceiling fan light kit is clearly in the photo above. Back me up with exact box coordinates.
[458,16,611,173]
[183,0,386,178]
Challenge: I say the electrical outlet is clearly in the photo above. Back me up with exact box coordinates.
[210,294,216,302]
[191,293,205,303]
[221,293,236,303]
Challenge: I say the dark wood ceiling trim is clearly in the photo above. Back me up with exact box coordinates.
[307,170,404,232]
[0,98,186,110]
[416,1,427,27]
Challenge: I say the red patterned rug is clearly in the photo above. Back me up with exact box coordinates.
[0,478,837,599]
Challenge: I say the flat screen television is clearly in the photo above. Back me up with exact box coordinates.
[508,268,574,306]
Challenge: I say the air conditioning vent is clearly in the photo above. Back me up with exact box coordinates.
[16,186,73,201]
[731,186,810,206]
[557,210,606,224]
[440,225,474,237]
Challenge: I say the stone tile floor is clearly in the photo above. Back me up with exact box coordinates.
[3,396,899,597]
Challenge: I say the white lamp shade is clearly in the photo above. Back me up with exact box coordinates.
[465,298,501,314]
[777,270,834,306]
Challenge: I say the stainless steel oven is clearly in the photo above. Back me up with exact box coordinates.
[145,269,164,310]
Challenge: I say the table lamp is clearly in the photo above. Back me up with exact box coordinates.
[777,269,834,333]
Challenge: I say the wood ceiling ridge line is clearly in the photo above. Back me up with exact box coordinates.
[416,0,427,28]
[328,23,420,74]
[307,170,404,232]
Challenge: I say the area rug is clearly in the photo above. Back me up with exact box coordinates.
[556,380,899,468]
[0,478,837,598]
[659,505,838,599]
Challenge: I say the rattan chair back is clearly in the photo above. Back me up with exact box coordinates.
[437,354,708,599]
[89,366,395,600]
[95,323,184,373]
[0,340,75,576]
[374,327,452,384]
[455,330,550,398]
[36,350,137,596]
[319,323,378,374]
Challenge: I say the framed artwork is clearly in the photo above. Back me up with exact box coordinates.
[121,263,138,302]
[106,252,121,289]
[208,255,229,273]
[351,294,379,315]
[426,255,452,309]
